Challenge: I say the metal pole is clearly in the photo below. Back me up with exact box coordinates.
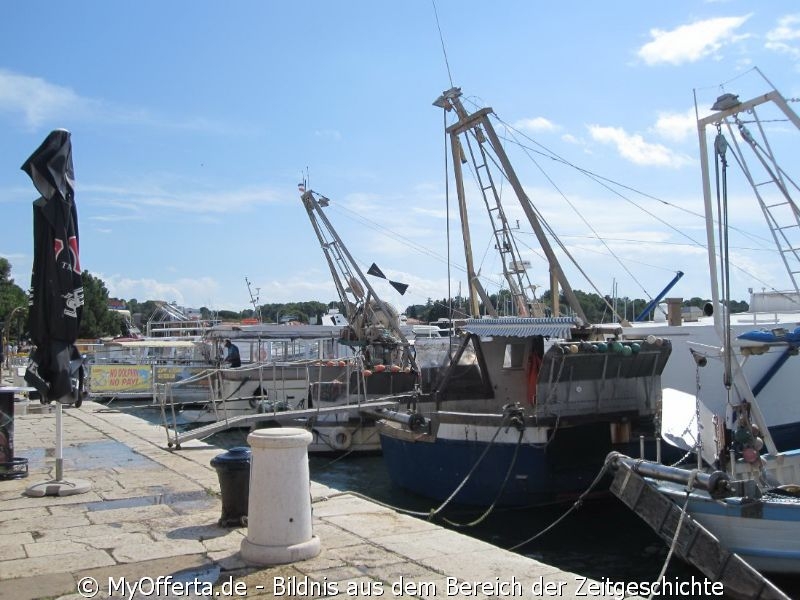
[55,402,64,481]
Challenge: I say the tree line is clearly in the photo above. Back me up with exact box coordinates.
[0,257,749,342]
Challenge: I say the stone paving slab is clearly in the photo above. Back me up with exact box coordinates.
[0,391,641,600]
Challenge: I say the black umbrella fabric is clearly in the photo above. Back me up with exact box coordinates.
[21,129,84,403]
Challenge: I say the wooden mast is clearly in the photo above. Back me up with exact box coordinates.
[435,87,587,322]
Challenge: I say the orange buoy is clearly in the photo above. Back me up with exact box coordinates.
[390,365,401,372]
[374,364,386,372]
[362,369,373,377]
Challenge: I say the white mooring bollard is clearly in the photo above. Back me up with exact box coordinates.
[240,427,320,565]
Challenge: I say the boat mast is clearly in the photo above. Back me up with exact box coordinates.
[434,87,587,321]
[696,87,800,456]
[699,90,800,307]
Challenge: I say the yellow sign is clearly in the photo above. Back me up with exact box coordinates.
[89,365,209,395]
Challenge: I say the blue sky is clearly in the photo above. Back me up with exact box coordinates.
[1,2,799,315]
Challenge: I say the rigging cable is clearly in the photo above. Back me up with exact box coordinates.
[490,102,796,297]
[431,0,454,88]
[493,107,791,303]
[500,119,651,307]
[464,119,625,319]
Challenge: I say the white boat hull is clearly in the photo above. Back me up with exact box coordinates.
[659,484,800,575]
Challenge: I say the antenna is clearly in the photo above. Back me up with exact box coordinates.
[245,277,261,323]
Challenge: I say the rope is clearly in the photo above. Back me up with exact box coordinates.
[646,470,698,600]
[426,406,518,520]
[508,454,613,552]
[431,0,454,88]
[312,406,524,523]
[442,423,525,528]
[314,418,377,463]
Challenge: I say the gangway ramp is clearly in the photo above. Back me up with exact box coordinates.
[165,400,398,449]
[609,455,790,600]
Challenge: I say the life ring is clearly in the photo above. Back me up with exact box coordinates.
[329,427,352,451]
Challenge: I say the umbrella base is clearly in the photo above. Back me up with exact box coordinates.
[25,478,91,497]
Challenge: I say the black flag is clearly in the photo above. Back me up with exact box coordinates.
[367,263,408,296]
[367,263,385,279]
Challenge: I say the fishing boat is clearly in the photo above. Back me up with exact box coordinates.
[608,75,800,594]
[158,322,358,426]
[376,87,673,507]
[159,196,422,453]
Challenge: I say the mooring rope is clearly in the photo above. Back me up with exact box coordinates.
[312,406,522,523]
[441,423,525,528]
[645,470,698,600]
[426,406,519,520]
[508,454,614,552]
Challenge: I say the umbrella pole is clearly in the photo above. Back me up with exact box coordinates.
[25,399,91,497]
[55,403,63,481]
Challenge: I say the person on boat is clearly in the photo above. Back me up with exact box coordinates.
[222,339,241,368]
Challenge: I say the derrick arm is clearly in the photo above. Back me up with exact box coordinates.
[300,190,417,370]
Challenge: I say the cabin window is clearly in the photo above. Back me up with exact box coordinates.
[503,343,525,369]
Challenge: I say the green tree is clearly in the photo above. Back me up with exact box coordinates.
[217,309,241,321]
[0,257,28,341]
[79,271,124,339]
[259,301,335,324]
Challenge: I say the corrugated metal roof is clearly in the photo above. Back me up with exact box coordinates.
[460,317,578,338]
[205,323,344,340]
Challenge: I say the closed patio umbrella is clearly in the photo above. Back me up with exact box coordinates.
[21,129,84,403]
[21,129,90,496]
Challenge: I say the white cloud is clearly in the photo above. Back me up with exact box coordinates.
[83,181,283,219]
[652,108,697,142]
[0,70,93,128]
[638,15,752,66]
[561,133,580,145]
[0,69,242,134]
[314,129,343,141]
[765,14,800,59]
[101,274,221,307]
[512,117,559,133]
[587,125,693,168]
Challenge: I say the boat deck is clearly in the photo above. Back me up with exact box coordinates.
[163,400,398,448]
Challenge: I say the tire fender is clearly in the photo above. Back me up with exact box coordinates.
[329,427,352,451]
